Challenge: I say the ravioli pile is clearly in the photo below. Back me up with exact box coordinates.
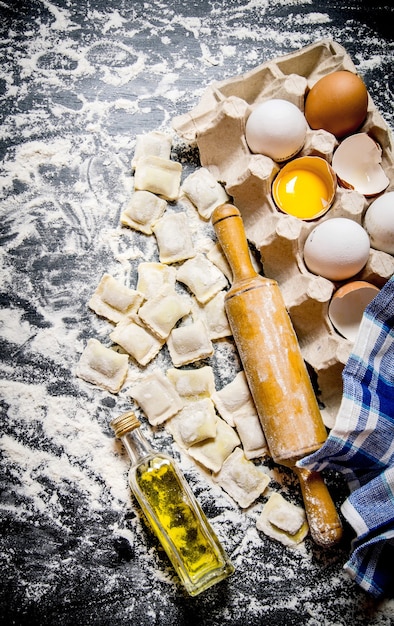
[76,131,309,547]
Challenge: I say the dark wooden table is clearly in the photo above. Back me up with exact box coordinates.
[1,1,393,624]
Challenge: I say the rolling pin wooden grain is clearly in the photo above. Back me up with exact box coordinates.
[212,203,342,547]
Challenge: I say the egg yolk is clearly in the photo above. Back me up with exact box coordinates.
[274,169,330,220]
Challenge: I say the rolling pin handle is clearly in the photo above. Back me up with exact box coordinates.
[295,467,343,547]
[211,203,259,283]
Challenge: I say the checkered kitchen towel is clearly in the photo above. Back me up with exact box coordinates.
[298,275,394,599]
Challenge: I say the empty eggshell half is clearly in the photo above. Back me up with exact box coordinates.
[328,281,380,342]
[332,133,389,196]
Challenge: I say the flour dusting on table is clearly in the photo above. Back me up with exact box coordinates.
[1,1,393,624]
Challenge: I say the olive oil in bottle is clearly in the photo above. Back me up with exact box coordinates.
[110,411,234,596]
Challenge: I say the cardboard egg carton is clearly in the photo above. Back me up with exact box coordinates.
[173,39,394,427]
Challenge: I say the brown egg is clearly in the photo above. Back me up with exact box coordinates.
[304,70,368,138]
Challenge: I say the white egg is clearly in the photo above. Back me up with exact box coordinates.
[363,191,394,254]
[303,217,370,281]
[245,99,307,162]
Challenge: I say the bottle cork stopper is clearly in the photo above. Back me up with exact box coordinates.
[110,411,140,438]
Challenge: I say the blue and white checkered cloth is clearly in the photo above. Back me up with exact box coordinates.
[298,275,394,599]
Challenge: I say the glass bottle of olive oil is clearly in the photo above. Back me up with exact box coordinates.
[110,411,234,596]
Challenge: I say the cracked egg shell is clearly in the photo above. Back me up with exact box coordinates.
[304,70,368,138]
[272,156,336,220]
[328,281,380,342]
[332,133,389,196]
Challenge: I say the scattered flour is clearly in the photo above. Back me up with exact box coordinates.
[1,0,393,623]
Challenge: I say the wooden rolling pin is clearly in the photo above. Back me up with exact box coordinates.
[212,203,342,547]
